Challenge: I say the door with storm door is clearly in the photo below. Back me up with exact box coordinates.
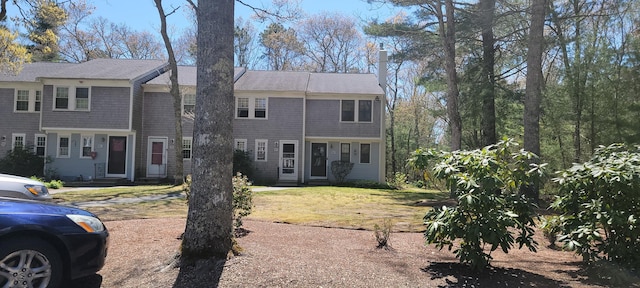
[147,137,167,177]
[279,140,298,181]
[310,143,327,178]
[107,136,127,177]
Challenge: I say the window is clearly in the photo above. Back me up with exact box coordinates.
[75,87,90,110]
[55,87,69,109]
[35,91,41,112]
[236,97,268,119]
[16,90,29,111]
[80,135,93,158]
[359,100,372,122]
[341,100,355,122]
[255,139,267,161]
[183,94,196,114]
[12,134,25,150]
[340,143,350,162]
[58,136,70,158]
[34,135,46,157]
[235,139,247,151]
[182,138,192,159]
[55,86,91,110]
[341,99,373,122]
[360,144,371,164]
[255,98,267,118]
[237,98,249,118]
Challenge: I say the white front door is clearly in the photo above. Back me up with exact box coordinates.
[147,137,167,178]
[279,140,298,181]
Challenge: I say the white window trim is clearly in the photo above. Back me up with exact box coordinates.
[234,139,247,152]
[182,137,193,160]
[53,86,91,111]
[13,89,42,113]
[57,135,71,158]
[236,96,268,119]
[255,139,268,162]
[34,134,47,157]
[340,99,373,123]
[11,133,25,150]
[359,143,371,164]
[79,134,94,159]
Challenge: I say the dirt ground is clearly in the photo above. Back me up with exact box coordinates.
[68,217,640,287]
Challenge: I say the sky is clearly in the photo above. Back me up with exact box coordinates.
[90,0,399,34]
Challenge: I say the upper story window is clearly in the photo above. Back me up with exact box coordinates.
[236,97,268,119]
[14,89,42,112]
[12,134,25,150]
[183,94,196,114]
[182,138,193,159]
[341,99,373,123]
[55,86,91,111]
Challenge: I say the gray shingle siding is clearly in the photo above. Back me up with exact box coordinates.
[41,86,131,129]
[0,88,43,155]
[305,99,381,138]
[234,97,304,184]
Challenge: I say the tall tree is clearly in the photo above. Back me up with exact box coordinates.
[259,22,304,70]
[479,0,496,146]
[154,0,183,186]
[298,12,364,73]
[234,17,259,68]
[523,0,546,201]
[1,0,30,74]
[24,0,67,61]
[174,0,235,285]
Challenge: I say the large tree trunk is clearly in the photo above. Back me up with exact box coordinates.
[175,0,235,286]
[153,0,183,185]
[480,0,496,146]
[523,0,546,202]
[441,0,462,151]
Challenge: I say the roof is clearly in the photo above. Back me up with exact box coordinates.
[234,70,310,92]
[146,67,246,86]
[0,62,75,82]
[308,73,384,96]
[0,59,167,82]
[46,59,167,81]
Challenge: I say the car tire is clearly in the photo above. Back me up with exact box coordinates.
[0,237,64,288]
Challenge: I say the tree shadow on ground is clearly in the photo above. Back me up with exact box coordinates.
[422,262,572,288]
[557,261,640,288]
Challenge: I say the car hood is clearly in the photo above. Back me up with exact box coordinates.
[0,174,45,186]
[0,197,95,217]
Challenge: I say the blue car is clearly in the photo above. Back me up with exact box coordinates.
[0,197,109,287]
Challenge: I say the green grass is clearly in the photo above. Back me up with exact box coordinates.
[53,185,450,232]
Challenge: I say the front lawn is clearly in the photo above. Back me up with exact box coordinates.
[53,185,448,231]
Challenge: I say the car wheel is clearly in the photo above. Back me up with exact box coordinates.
[0,237,63,288]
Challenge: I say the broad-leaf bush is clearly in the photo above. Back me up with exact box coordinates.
[551,143,640,271]
[418,139,545,270]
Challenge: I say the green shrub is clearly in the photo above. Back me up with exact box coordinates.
[182,173,254,230]
[0,147,46,178]
[46,179,64,189]
[330,161,353,183]
[233,149,253,180]
[421,138,545,270]
[539,215,564,248]
[232,173,253,229]
[551,143,640,271]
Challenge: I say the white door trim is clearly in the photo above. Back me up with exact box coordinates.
[146,136,168,178]
[279,140,298,181]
